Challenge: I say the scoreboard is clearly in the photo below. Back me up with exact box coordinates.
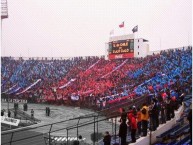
[108,39,134,59]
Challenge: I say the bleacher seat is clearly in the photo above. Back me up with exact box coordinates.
[173,135,190,145]
[169,124,189,139]
[156,124,181,142]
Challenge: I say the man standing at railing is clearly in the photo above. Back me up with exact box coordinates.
[119,120,127,145]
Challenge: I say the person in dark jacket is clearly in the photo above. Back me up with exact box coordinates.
[103,131,111,145]
[1,110,4,116]
[119,120,127,145]
[160,102,166,124]
[165,97,171,121]
[8,110,11,117]
[120,108,127,123]
[187,108,192,143]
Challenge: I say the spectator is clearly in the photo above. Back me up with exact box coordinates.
[1,110,4,116]
[120,108,127,123]
[150,98,159,131]
[160,102,166,124]
[187,108,192,143]
[130,113,137,143]
[119,120,127,145]
[127,107,133,135]
[14,109,17,118]
[103,131,111,145]
[48,107,50,117]
[31,109,34,119]
[8,110,11,117]
[136,107,142,136]
[165,97,171,121]
[78,135,84,145]
[141,103,149,136]
[45,107,48,116]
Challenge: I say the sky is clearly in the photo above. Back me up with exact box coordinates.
[1,0,192,57]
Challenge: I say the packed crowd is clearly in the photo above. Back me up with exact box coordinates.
[1,46,192,109]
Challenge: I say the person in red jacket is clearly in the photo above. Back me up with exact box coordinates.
[127,107,133,135]
[130,113,137,143]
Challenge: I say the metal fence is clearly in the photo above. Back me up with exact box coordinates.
[1,95,150,145]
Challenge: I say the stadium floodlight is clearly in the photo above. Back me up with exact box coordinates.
[1,0,8,19]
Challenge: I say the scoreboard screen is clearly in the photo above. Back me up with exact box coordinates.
[108,39,134,59]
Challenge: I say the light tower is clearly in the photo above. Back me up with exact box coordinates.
[1,0,8,112]
[1,0,8,19]
[1,0,8,56]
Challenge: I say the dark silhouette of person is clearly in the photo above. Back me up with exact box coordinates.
[8,110,11,117]
[48,107,50,116]
[46,107,48,116]
[103,131,111,145]
[1,110,4,116]
[119,120,127,145]
[165,97,171,121]
[120,108,127,123]
[31,109,34,119]
[187,108,192,143]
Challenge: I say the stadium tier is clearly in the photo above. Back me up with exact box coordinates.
[1,46,192,145]
[1,46,192,108]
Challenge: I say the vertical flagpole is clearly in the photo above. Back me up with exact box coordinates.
[136,26,138,39]
[188,31,189,46]
[124,22,126,35]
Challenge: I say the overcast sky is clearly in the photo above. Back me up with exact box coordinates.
[1,0,192,57]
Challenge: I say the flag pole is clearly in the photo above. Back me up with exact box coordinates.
[136,26,138,39]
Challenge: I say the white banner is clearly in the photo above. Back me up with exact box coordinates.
[1,116,20,126]
[71,95,79,101]
[59,78,76,89]
[1,99,27,103]
[16,79,41,95]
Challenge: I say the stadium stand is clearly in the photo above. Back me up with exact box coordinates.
[1,46,192,145]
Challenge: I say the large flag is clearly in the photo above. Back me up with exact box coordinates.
[132,25,138,33]
[110,29,114,35]
[119,21,124,28]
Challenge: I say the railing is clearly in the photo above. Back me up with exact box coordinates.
[1,95,150,145]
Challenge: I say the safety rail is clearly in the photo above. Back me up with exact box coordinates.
[1,95,150,145]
